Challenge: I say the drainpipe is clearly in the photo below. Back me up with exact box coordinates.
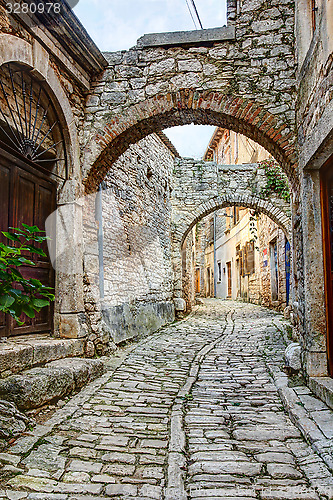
[95,186,105,300]
[214,212,217,297]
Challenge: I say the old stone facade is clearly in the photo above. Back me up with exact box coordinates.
[0,2,107,353]
[294,0,333,377]
[186,127,291,311]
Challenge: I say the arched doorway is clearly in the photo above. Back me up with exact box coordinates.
[0,63,66,337]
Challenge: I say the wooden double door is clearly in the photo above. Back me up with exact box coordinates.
[321,155,333,376]
[0,147,56,337]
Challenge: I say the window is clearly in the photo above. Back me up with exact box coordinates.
[217,262,222,282]
[270,239,279,301]
[246,241,255,275]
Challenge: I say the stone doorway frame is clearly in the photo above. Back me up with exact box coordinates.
[0,34,86,340]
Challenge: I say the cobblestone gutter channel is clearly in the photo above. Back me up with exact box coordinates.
[165,310,235,500]
[0,301,333,499]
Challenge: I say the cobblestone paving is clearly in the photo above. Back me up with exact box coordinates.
[1,301,333,499]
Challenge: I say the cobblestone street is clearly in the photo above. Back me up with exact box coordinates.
[1,301,333,499]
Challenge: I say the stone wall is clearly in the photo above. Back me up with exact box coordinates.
[95,133,175,344]
[258,213,288,310]
[294,0,333,376]
[171,158,292,244]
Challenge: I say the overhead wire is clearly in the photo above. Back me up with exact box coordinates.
[190,0,203,29]
[185,0,198,29]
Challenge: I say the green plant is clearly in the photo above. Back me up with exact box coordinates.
[260,158,291,202]
[249,210,260,251]
[0,224,54,325]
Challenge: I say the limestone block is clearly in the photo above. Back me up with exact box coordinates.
[85,340,95,358]
[48,358,105,389]
[0,399,33,439]
[178,59,202,72]
[174,298,186,312]
[101,91,126,105]
[31,338,85,365]
[309,377,333,411]
[32,40,49,80]
[0,343,33,376]
[54,313,88,340]
[0,366,75,410]
[303,350,328,377]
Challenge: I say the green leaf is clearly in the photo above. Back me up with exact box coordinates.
[25,245,46,257]
[0,295,15,308]
[22,304,35,318]
[21,224,44,234]
[32,298,50,308]
[10,268,23,279]
[2,232,20,241]
[8,289,23,298]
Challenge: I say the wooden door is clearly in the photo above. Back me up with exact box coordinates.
[227,262,232,297]
[195,268,200,293]
[0,148,56,337]
[321,155,333,376]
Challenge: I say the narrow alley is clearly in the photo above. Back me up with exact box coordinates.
[1,301,333,500]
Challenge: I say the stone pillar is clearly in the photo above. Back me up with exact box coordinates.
[52,179,88,340]
[172,239,183,299]
[301,170,328,376]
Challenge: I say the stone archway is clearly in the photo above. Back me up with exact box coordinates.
[171,192,292,300]
[83,91,298,194]
[82,0,298,192]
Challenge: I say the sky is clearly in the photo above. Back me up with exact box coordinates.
[73,0,227,158]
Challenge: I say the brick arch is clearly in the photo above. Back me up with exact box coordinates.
[174,193,291,249]
[83,90,298,194]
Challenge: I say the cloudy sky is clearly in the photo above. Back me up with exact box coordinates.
[73,0,227,158]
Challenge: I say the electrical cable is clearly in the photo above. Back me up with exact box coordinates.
[190,0,203,29]
[185,0,198,29]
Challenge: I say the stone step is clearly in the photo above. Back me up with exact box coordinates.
[0,335,86,378]
[309,377,333,412]
[0,357,106,410]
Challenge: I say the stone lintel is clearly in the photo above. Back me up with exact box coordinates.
[137,26,235,48]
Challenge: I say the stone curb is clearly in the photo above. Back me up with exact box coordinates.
[165,311,234,500]
[268,363,333,474]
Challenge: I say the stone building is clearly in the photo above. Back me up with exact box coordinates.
[0,2,108,372]
[0,0,332,396]
[295,0,333,381]
[190,128,291,310]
